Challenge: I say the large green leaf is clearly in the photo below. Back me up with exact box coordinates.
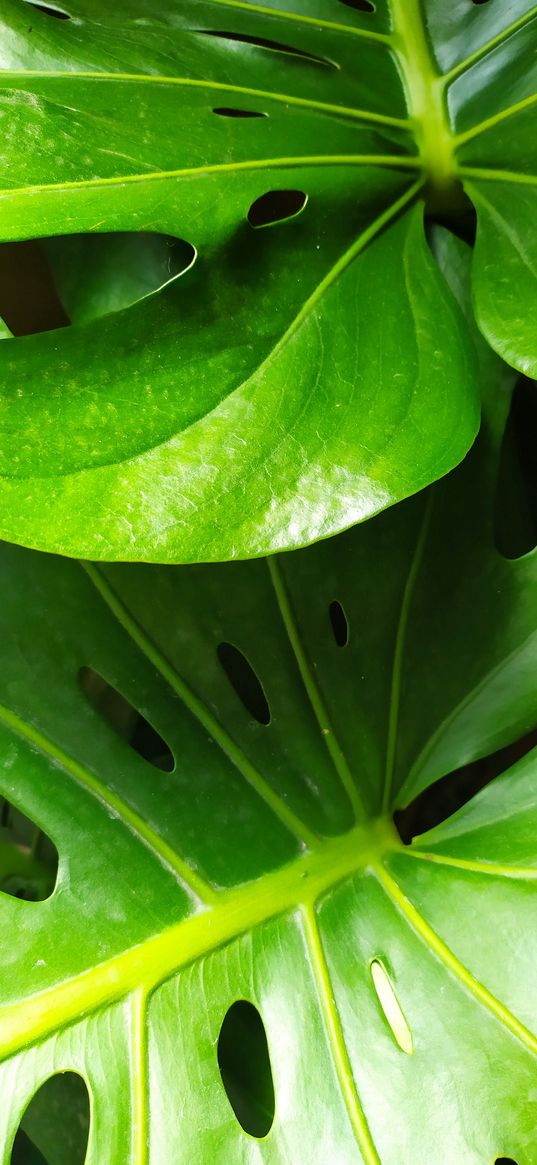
[1,324,537,1162]
[1,0,536,561]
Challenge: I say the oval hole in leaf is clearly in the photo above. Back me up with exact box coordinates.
[370,960,413,1054]
[79,666,175,771]
[339,0,375,12]
[198,30,335,69]
[495,1159,519,1164]
[0,796,58,901]
[494,377,537,559]
[248,190,307,229]
[213,107,267,118]
[394,729,537,843]
[329,600,349,648]
[217,1000,275,1138]
[471,0,491,5]
[26,2,71,17]
[217,644,271,725]
[11,1073,90,1164]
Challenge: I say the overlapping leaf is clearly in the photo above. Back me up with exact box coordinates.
[0,0,536,560]
[2,282,537,1161]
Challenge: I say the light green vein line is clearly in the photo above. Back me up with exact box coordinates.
[374,862,537,1056]
[0,701,212,903]
[382,492,433,814]
[82,562,317,849]
[203,0,392,44]
[0,154,422,203]
[455,92,537,146]
[0,818,394,1060]
[460,167,537,187]
[441,7,537,85]
[268,557,366,822]
[131,988,149,1165]
[301,903,381,1165]
[397,848,537,880]
[3,71,411,130]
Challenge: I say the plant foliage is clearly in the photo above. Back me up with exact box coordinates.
[0,0,536,560]
[2,310,537,1161]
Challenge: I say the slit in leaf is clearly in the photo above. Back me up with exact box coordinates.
[339,0,375,11]
[198,30,335,69]
[217,1000,275,1138]
[25,2,70,17]
[495,377,537,559]
[11,1073,90,1164]
[79,666,175,771]
[248,190,307,229]
[0,796,58,901]
[370,960,413,1054]
[217,643,271,725]
[213,107,267,118]
[329,600,349,648]
[394,729,537,843]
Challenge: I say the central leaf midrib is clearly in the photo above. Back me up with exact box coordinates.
[0,818,396,1062]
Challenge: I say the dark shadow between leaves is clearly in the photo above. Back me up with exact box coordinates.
[394,729,537,843]
[495,377,537,559]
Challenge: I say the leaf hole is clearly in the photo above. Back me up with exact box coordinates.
[394,729,537,843]
[217,1001,275,1138]
[495,1159,519,1164]
[0,242,70,337]
[213,107,267,118]
[328,600,349,648]
[248,190,307,229]
[11,1073,90,1164]
[338,0,375,11]
[0,796,58,901]
[217,644,271,725]
[370,960,413,1054]
[79,667,175,771]
[470,0,491,5]
[197,30,335,69]
[494,377,537,559]
[25,2,71,17]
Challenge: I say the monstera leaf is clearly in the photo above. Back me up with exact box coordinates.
[0,0,536,561]
[1,334,537,1163]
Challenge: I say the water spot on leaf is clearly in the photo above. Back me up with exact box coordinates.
[248,190,307,228]
[217,644,271,725]
[370,960,413,1054]
[494,377,537,559]
[213,107,267,118]
[11,1073,90,1164]
[0,796,58,901]
[339,0,375,12]
[198,30,335,69]
[26,2,70,17]
[394,729,537,843]
[79,666,175,771]
[329,600,349,647]
[217,1001,275,1138]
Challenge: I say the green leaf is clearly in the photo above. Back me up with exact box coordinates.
[3,0,536,561]
[1,337,537,1162]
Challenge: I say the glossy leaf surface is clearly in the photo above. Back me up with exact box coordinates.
[1,0,536,560]
[2,350,537,1163]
